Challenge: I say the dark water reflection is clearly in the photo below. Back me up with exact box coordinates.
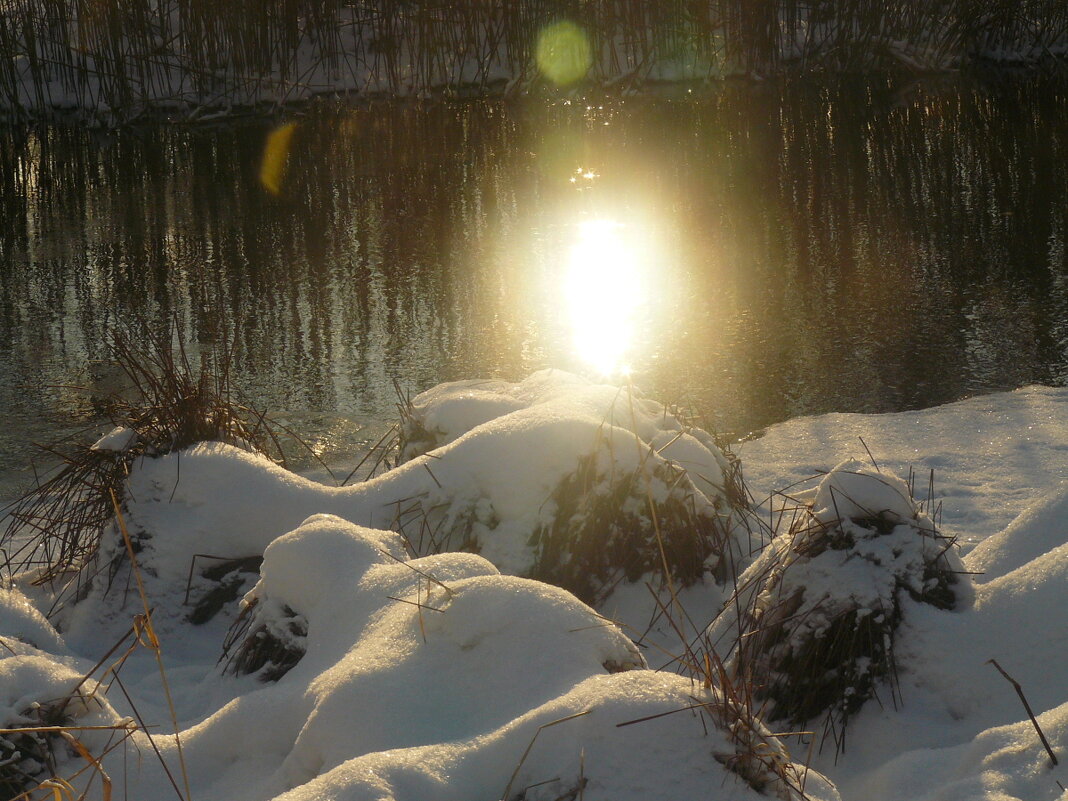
[2,76,1067,487]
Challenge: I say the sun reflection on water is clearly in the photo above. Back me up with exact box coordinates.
[564,220,645,376]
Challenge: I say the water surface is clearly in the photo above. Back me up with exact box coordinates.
[2,75,1067,494]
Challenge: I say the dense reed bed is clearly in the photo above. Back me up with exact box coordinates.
[2,0,1067,121]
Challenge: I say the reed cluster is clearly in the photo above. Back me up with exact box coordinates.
[2,0,1066,121]
[0,325,307,604]
[705,463,970,753]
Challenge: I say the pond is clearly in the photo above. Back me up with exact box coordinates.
[2,74,1067,495]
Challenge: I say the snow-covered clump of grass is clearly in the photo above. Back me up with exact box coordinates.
[0,511,846,801]
[394,371,751,603]
[45,368,752,642]
[6,382,1068,801]
[0,647,128,799]
[709,459,972,747]
[222,512,650,684]
[0,327,297,598]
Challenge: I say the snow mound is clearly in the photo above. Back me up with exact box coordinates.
[7,383,1068,801]
[392,370,748,600]
[271,672,842,801]
[399,370,736,502]
[0,587,66,655]
[70,370,747,639]
[0,655,125,797]
[810,461,917,524]
[143,514,836,801]
[737,385,1068,549]
[226,513,643,687]
[400,372,726,476]
[864,701,1068,801]
[965,481,1068,582]
[709,460,972,739]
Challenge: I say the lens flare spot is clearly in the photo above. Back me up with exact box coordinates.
[565,220,644,375]
[260,122,297,196]
[536,20,593,87]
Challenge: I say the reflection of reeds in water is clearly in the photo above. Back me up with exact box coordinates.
[2,0,1067,120]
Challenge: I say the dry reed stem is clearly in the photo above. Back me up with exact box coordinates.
[500,710,592,801]
[110,490,191,801]
[988,659,1059,768]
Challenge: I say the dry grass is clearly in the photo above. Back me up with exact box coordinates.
[619,587,813,801]
[0,546,186,801]
[2,501,196,800]
[391,381,751,607]
[616,458,971,789]
[1,696,81,799]
[528,445,733,607]
[0,701,137,801]
[219,596,309,681]
[0,325,311,603]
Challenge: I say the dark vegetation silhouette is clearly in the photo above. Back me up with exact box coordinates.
[2,0,1067,120]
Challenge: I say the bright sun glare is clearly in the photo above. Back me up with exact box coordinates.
[565,220,644,376]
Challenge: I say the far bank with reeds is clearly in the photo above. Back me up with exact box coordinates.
[3,0,1068,123]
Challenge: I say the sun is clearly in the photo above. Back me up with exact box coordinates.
[564,220,644,376]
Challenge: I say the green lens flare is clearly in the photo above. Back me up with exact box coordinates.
[536,20,592,86]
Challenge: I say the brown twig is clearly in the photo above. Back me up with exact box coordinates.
[987,659,1059,767]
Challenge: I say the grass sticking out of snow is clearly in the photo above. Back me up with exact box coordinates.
[528,449,730,606]
[0,584,177,801]
[219,596,308,682]
[709,460,972,753]
[5,379,1068,801]
[0,326,322,604]
[391,374,753,606]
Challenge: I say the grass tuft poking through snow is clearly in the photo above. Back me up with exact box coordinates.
[709,459,973,753]
[394,373,752,605]
[0,326,324,613]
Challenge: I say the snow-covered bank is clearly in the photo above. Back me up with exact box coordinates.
[2,376,1067,801]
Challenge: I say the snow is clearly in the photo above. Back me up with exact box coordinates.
[91,369,736,616]
[0,588,66,656]
[809,459,918,524]
[736,386,1068,800]
[2,376,1068,801]
[737,385,1068,550]
[89,426,138,453]
[967,483,1068,581]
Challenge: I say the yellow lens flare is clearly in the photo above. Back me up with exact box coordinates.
[536,20,593,87]
[565,220,644,376]
[260,122,297,196]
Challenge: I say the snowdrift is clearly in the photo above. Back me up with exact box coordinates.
[67,369,748,643]
[1,514,838,801]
